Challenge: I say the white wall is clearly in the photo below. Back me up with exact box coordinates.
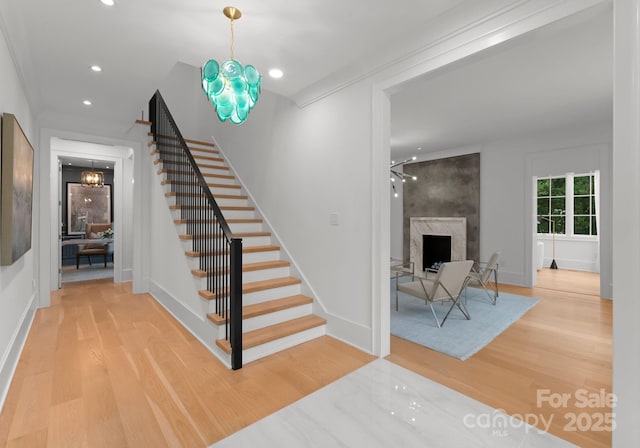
[0,21,38,410]
[537,237,599,273]
[201,85,376,351]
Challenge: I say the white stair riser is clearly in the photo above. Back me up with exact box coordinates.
[168,195,248,207]
[161,182,241,197]
[159,171,237,186]
[199,165,229,175]
[189,148,217,154]
[220,209,257,220]
[212,304,313,339]
[228,222,264,233]
[192,156,222,164]
[156,160,224,171]
[193,266,290,289]
[241,266,290,283]
[210,186,243,195]
[238,284,302,308]
[241,325,326,365]
[201,174,236,183]
[170,208,256,221]
[174,221,264,234]
[180,236,271,252]
[185,250,281,270]
[212,197,249,207]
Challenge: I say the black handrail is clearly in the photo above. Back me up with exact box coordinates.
[149,90,243,369]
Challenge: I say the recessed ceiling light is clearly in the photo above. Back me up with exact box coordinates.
[417,147,422,151]
[83,100,92,106]
[268,68,283,79]
[68,162,72,165]
[106,165,110,169]
[90,65,102,72]
[100,0,115,6]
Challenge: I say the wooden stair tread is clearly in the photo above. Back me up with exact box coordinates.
[161,180,241,189]
[174,218,262,224]
[149,133,216,148]
[136,119,152,125]
[169,205,253,211]
[215,315,326,353]
[207,295,313,325]
[152,149,220,161]
[158,169,233,179]
[192,260,290,277]
[180,232,270,240]
[155,158,226,166]
[165,192,248,200]
[184,138,215,148]
[198,276,301,300]
[193,154,222,162]
[186,245,280,258]
[226,218,262,223]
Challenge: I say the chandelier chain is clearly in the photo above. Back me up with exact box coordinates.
[230,18,235,60]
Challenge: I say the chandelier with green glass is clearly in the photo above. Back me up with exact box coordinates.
[201,6,261,125]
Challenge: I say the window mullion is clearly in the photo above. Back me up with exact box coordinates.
[566,173,574,236]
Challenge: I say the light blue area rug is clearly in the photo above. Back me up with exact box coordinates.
[391,279,539,360]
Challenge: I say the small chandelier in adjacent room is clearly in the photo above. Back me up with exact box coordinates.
[390,157,417,198]
[81,161,104,187]
[201,6,262,125]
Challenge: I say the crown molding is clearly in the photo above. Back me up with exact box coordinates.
[292,0,609,107]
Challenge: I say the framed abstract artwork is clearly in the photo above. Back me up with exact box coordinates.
[66,183,112,235]
[1,113,34,266]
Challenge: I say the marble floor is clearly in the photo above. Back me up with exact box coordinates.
[212,359,575,448]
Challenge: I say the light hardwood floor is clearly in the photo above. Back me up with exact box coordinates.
[0,280,374,448]
[0,271,611,448]
[536,267,601,297]
[388,270,612,448]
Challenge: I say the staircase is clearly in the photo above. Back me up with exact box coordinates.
[147,92,326,368]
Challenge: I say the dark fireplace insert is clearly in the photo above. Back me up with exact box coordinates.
[422,234,451,271]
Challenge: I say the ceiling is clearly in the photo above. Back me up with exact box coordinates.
[0,0,464,127]
[0,1,612,156]
[390,5,613,160]
[59,156,113,170]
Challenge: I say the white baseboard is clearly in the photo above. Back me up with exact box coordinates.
[312,303,373,353]
[0,292,37,412]
[147,279,230,368]
[542,258,598,273]
[496,270,527,287]
[121,268,133,282]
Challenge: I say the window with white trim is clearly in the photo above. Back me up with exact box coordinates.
[536,173,598,237]
[537,176,566,234]
[573,174,597,236]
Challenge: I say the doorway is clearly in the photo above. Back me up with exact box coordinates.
[533,172,602,296]
[58,156,116,285]
[47,136,136,292]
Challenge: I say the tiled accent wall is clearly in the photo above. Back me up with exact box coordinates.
[402,153,480,262]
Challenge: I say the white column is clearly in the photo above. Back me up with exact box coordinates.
[613,0,640,446]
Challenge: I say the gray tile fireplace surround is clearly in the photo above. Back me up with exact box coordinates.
[403,153,480,264]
